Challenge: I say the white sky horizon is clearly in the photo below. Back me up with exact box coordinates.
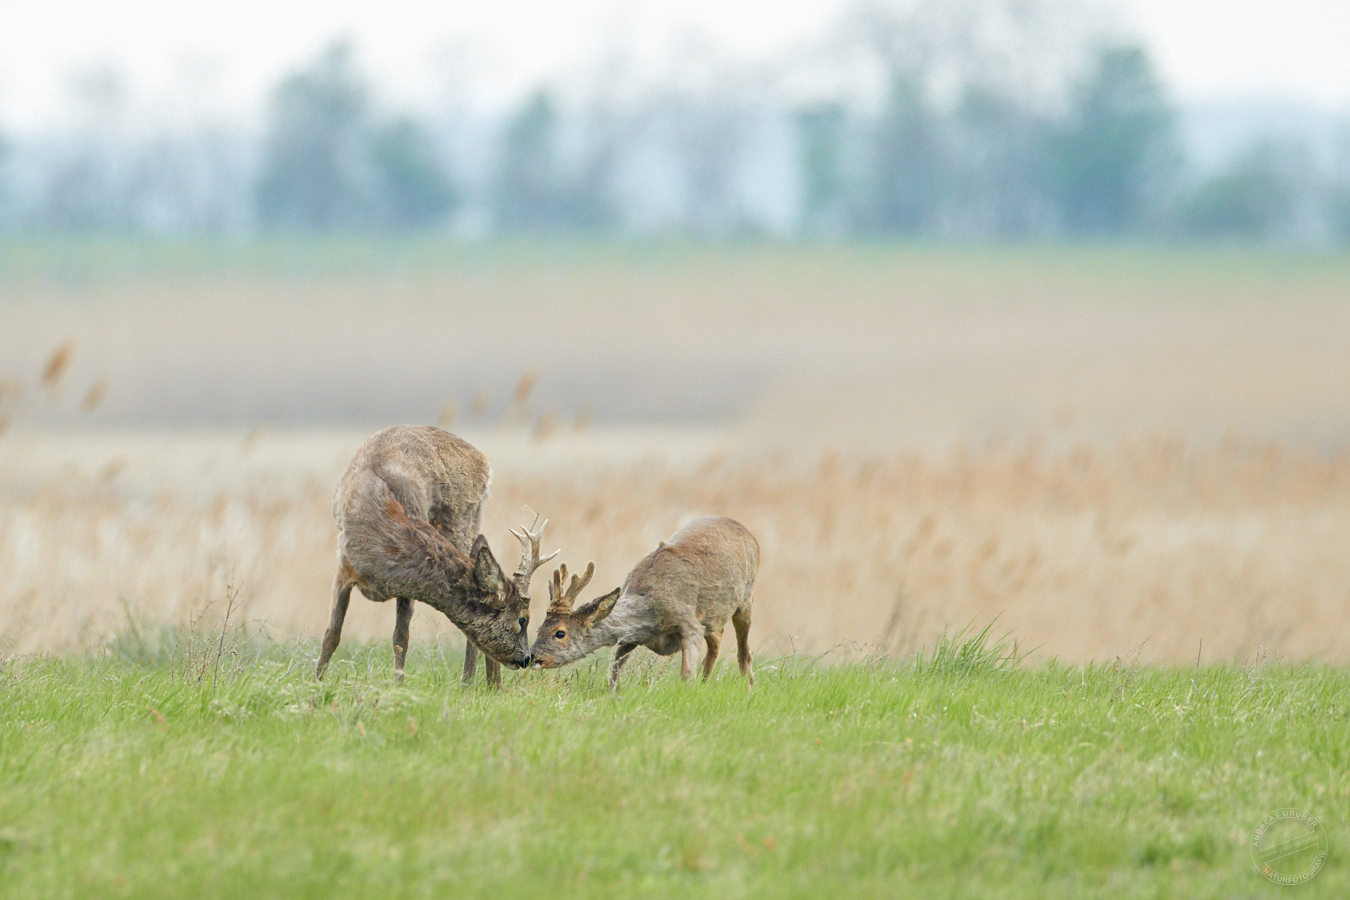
[0,0,1346,133]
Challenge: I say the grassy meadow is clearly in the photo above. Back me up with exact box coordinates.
[2,633,1347,899]
[2,239,1349,894]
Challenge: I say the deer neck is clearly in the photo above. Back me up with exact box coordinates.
[423,572,479,626]
[390,531,481,626]
[579,604,650,655]
[574,618,623,657]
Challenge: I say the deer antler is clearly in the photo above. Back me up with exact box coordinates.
[511,512,559,600]
[548,561,595,614]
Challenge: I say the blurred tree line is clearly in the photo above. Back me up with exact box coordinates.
[253,43,457,230]
[1,0,1348,243]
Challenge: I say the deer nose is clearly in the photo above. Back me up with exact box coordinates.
[516,654,533,669]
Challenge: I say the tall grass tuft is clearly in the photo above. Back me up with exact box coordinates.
[911,618,1028,676]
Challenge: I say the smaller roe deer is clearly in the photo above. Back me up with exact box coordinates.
[529,515,758,688]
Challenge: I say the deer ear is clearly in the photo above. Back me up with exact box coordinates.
[470,533,490,559]
[579,588,621,626]
[471,537,507,603]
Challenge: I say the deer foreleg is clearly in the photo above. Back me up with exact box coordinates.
[609,642,638,689]
[679,627,702,681]
[462,642,479,686]
[701,632,722,681]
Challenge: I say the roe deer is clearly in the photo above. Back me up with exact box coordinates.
[316,425,557,687]
[529,515,758,688]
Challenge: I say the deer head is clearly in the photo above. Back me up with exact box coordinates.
[452,535,536,669]
[529,561,620,669]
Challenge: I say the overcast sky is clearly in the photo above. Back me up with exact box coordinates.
[0,0,1346,131]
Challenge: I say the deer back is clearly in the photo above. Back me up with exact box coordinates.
[335,425,490,554]
[621,516,759,620]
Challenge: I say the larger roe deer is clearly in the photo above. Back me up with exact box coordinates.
[529,515,758,688]
[316,425,557,686]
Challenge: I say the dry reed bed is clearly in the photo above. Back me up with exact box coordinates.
[2,430,1347,665]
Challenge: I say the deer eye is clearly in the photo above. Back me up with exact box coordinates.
[554,630,566,640]
[517,616,527,631]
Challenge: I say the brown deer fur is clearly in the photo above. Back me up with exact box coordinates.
[530,516,758,687]
[316,425,549,686]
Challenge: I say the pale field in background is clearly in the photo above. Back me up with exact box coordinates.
[1,244,1348,664]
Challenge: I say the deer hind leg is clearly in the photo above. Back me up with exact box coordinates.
[462,641,479,686]
[484,657,502,690]
[701,631,722,681]
[317,562,355,680]
[393,597,413,683]
[732,606,753,686]
[609,642,639,690]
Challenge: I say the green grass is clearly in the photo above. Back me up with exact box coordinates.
[1,632,1347,898]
